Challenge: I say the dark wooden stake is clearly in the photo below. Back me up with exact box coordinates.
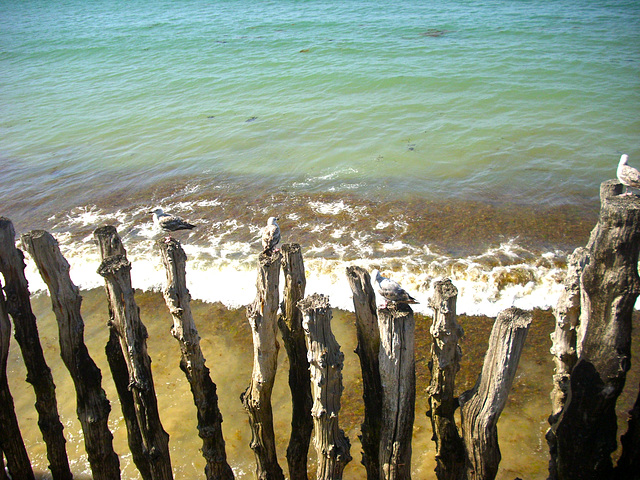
[548,180,640,479]
[0,217,72,480]
[240,252,285,480]
[95,228,173,480]
[378,303,415,480]
[0,278,34,480]
[298,293,352,480]
[94,226,152,480]
[157,237,234,480]
[22,230,120,480]
[426,279,465,480]
[459,307,532,480]
[277,244,312,480]
[345,266,381,480]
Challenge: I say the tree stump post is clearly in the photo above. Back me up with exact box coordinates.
[548,180,640,479]
[240,252,285,480]
[378,303,415,480]
[0,278,34,480]
[157,237,234,480]
[0,217,72,480]
[298,293,352,480]
[426,279,465,480]
[346,266,381,480]
[95,228,173,480]
[22,230,120,480]
[277,243,312,480]
[459,307,532,480]
[94,226,152,480]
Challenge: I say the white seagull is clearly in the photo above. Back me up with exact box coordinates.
[371,269,419,307]
[617,154,640,196]
[261,217,281,254]
[151,208,196,232]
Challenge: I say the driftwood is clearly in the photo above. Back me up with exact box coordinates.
[426,279,465,480]
[548,180,640,479]
[277,243,312,480]
[240,252,285,480]
[95,228,173,480]
[345,265,381,480]
[0,217,73,480]
[298,293,352,480]
[157,237,234,480]
[94,226,153,480]
[0,278,34,480]
[378,303,415,480]
[22,230,120,480]
[459,307,532,480]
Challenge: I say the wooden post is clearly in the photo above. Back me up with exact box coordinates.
[298,293,352,480]
[277,243,312,480]
[94,226,152,480]
[0,278,34,480]
[548,180,640,479]
[378,303,415,480]
[240,252,285,480]
[459,307,532,480]
[345,266,381,480]
[95,228,173,480]
[0,217,73,480]
[157,237,234,480]
[426,279,465,480]
[22,230,120,480]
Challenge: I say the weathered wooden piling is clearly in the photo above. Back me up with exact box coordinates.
[241,251,285,480]
[0,217,72,480]
[298,293,352,480]
[346,265,381,480]
[459,307,532,480]
[94,226,153,480]
[426,279,465,480]
[22,230,120,480]
[548,180,640,479]
[277,243,313,480]
[0,278,34,480]
[95,227,173,480]
[157,237,234,480]
[378,303,415,480]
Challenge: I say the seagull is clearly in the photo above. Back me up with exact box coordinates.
[261,217,281,254]
[371,269,419,307]
[150,208,196,232]
[617,154,640,196]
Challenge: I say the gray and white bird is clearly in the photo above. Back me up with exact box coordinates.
[371,269,419,307]
[617,154,640,195]
[261,217,281,254]
[151,208,196,232]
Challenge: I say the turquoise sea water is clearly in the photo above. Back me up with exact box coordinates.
[1,0,639,312]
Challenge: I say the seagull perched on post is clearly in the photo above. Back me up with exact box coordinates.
[617,154,640,196]
[150,208,196,232]
[371,269,419,307]
[261,217,281,254]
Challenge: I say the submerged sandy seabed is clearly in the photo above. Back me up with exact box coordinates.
[5,288,639,480]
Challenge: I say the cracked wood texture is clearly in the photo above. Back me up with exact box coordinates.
[0,217,72,480]
[277,243,312,480]
[95,227,173,480]
[22,230,120,480]
[346,265,381,480]
[548,180,640,480]
[241,251,284,480]
[298,293,352,480]
[157,237,234,480]
[426,279,465,480]
[378,303,415,480]
[459,307,532,480]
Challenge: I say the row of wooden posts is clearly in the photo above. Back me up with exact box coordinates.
[0,180,639,480]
